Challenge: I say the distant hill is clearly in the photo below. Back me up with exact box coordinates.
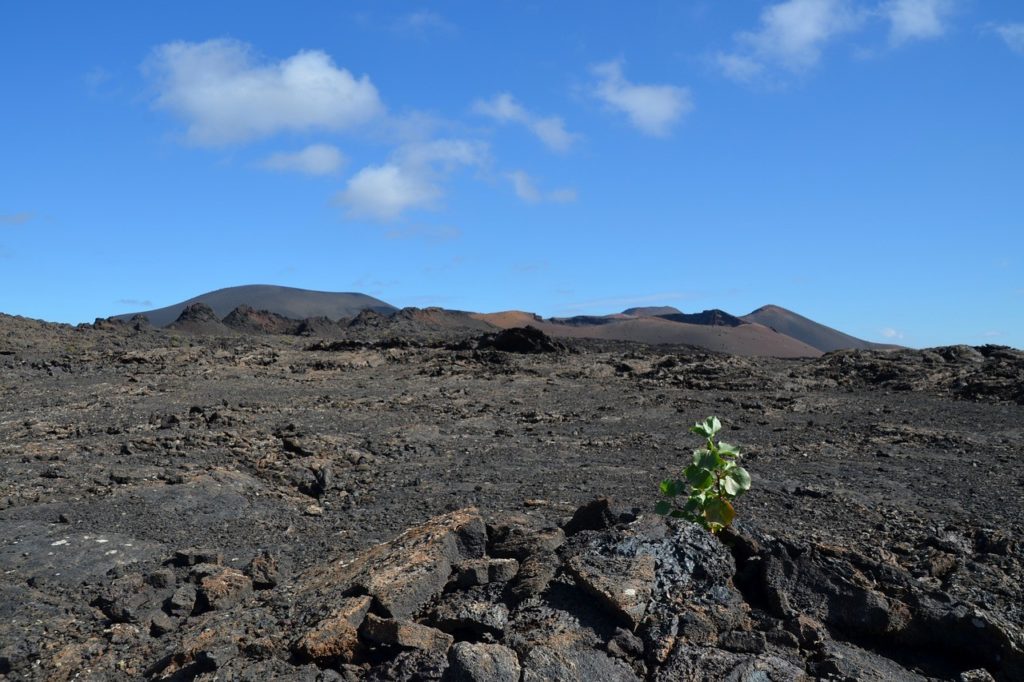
[742,305,900,353]
[621,306,683,317]
[472,311,822,358]
[113,285,397,328]
[105,286,896,357]
[657,309,745,327]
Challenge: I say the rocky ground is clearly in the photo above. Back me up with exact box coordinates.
[0,313,1022,680]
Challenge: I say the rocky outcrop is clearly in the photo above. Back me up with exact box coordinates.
[61,502,1022,680]
[475,326,567,354]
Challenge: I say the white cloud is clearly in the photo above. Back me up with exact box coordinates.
[146,39,384,146]
[882,0,953,44]
[338,164,439,221]
[994,23,1024,55]
[259,144,346,175]
[473,93,578,152]
[506,171,577,205]
[0,212,33,226]
[397,138,488,169]
[590,61,692,137]
[881,327,905,339]
[337,139,487,221]
[717,0,957,81]
[713,53,766,82]
[735,0,864,73]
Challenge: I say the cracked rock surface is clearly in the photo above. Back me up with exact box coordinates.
[0,313,1022,680]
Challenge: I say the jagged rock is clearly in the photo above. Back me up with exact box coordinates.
[718,629,766,654]
[476,326,566,354]
[520,645,641,681]
[453,557,520,588]
[655,645,809,682]
[147,568,175,589]
[809,640,927,681]
[168,583,197,617]
[294,595,372,663]
[95,573,151,624]
[488,558,521,583]
[563,497,619,535]
[197,568,252,611]
[148,610,176,637]
[565,553,655,629]
[607,627,645,659]
[489,520,565,561]
[246,549,280,589]
[173,547,223,567]
[361,614,454,655]
[427,591,509,637]
[448,642,522,682]
[296,508,486,620]
[365,649,449,681]
[510,551,560,603]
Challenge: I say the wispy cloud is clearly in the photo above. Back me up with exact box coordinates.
[992,23,1024,55]
[259,144,346,175]
[716,0,956,82]
[979,330,1004,339]
[506,171,577,205]
[0,212,33,226]
[337,139,488,221]
[393,10,456,36]
[473,93,578,152]
[712,53,765,82]
[144,39,384,146]
[590,61,692,137]
[881,327,905,339]
[718,0,865,80]
[882,0,954,45]
[117,298,153,307]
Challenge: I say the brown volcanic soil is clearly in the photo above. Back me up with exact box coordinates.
[474,312,822,358]
[0,314,1022,680]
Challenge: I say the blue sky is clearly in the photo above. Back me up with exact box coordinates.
[1,1,1022,348]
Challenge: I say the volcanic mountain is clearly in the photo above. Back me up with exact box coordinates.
[113,285,397,328]
[109,286,896,357]
[472,310,823,358]
[742,304,901,352]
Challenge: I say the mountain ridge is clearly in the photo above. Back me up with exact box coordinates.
[109,285,898,357]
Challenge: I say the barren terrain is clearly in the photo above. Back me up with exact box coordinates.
[0,313,1021,680]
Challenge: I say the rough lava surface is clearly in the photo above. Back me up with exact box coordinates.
[0,312,1022,681]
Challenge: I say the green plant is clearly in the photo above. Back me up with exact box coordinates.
[656,416,751,534]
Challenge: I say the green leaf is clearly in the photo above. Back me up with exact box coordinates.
[689,423,710,437]
[722,476,740,496]
[705,416,722,435]
[696,449,721,470]
[685,465,714,489]
[655,500,672,515]
[717,441,740,457]
[704,498,735,528]
[659,479,674,496]
[669,509,692,520]
[729,467,752,492]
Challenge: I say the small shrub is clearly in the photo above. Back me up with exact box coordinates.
[656,416,751,534]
